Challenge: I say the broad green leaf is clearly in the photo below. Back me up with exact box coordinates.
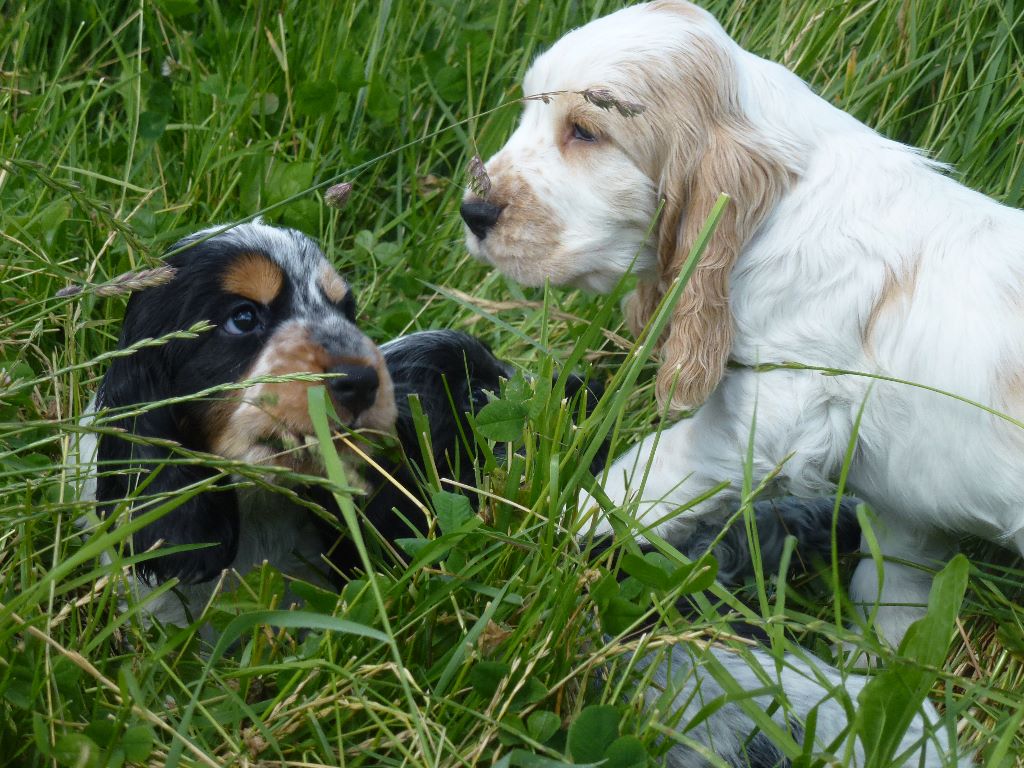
[139,111,168,141]
[469,660,511,698]
[295,80,338,117]
[600,596,647,635]
[121,725,155,762]
[510,677,547,710]
[433,490,475,535]
[53,733,101,768]
[567,704,620,763]
[620,552,672,591]
[856,555,969,768]
[475,399,529,442]
[672,555,719,595]
[289,579,340,614]
[604,735,648,768]
[526,710,562,743]
[266,161,315,205]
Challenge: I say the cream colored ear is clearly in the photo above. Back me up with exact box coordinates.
[635,120,794,415]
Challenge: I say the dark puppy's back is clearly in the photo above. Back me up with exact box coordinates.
[371,330,859,592]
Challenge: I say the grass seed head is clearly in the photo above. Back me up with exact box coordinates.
[579,88,647,117]
[468,155,492,199]
[55,265,178,299]
[324,181,353,210]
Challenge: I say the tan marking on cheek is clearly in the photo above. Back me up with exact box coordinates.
[863,262,920,354]
[319,265,348,304]
[254,324,335,432]
[209,323,330,464]
[221,252,284,305]
[472,162,569,286]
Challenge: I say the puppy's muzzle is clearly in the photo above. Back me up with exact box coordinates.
[329,364,379,418]
[460,200,504,240]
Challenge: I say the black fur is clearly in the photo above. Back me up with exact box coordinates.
[360,330,606,553]
[587,496,860,589]
[735,733,791,768]
[683,496,860,587]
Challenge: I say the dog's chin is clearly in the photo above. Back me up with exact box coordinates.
[465,242,561,288]
[239,433,324,474]
[466,234,645,294]
[463,226,483,259]
[245,420,391,478]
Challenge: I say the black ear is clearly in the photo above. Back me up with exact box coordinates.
[95,286,240,586]
[96,384,241,585]
[96,426,239,585]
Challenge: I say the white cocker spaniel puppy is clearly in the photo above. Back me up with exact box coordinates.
[461,0,1024,646]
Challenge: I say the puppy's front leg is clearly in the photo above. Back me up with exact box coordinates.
[577,370,853,549]
[848,517,957,649]
[579,372,833,545]
[579,413,738,543]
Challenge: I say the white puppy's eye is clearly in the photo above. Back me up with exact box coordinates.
[572,122,597,142]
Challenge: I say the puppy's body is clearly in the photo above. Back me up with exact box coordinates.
[365,334,959,766]
[93,480,333,626]
[461,0,1024,648]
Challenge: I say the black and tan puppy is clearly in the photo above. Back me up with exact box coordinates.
[87,222,396,623]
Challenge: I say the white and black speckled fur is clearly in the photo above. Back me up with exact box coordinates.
[634,642,964,767]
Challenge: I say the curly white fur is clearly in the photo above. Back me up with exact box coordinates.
[462,0,1024,648]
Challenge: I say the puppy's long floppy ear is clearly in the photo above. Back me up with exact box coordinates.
[95,283,240,586]
[626,110,796,414]
[96,408,240,585]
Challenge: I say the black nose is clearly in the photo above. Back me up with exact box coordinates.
[460,200,504,240]
[329,364,379,417]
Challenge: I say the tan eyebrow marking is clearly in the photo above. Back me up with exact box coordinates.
[566,102,603,135]
[319,264,348,304]
[221,252,284,305]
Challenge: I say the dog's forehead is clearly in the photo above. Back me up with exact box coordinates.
[199,221,349,309]
[525,2,710,94]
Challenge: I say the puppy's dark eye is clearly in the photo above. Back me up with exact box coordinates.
[224,303,262,335]
[572,123,597,142]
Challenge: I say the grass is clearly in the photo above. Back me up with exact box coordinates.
[1,0,1023,765]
